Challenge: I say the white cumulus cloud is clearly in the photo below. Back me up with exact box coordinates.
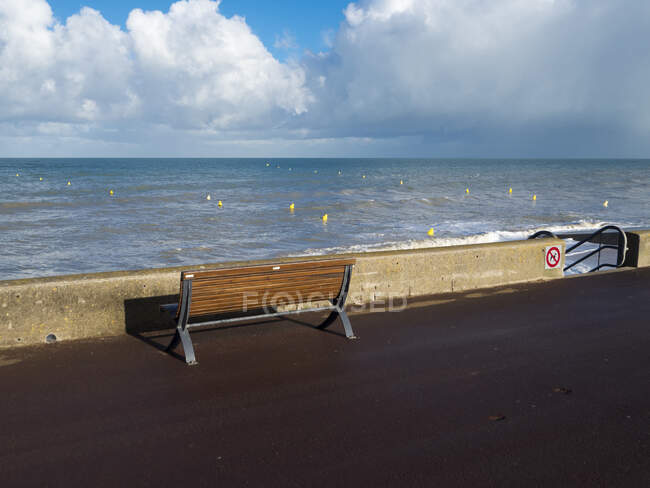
[0,0,311,154]
[0,2,133,124]
[127,0,310,129]
[1,0,650,156]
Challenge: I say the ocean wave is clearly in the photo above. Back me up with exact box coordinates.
[293,220,613,256]
[418,196,453,206]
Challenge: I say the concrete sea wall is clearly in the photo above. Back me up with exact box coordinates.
[2,237,565,348]
[0,231,646,348]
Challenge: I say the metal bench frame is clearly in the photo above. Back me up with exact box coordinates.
[162,262,356,365]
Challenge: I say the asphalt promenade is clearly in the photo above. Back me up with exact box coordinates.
[1,267,649,487]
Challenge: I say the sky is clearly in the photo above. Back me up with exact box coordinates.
[1,0,650,158]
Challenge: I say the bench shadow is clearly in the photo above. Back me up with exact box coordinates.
[124,296,348,361]
[124,294,184,362]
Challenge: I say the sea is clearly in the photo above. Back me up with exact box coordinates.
[1,158,648,281]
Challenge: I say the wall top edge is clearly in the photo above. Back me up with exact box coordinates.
[0,237,566,287]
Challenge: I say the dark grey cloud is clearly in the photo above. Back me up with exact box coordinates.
[296,0,650,156]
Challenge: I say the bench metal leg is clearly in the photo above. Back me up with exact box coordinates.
[337,307,357,339]
[336,264,356,339]
[166,327,198,365]
[165,280,198,365]
[177,327,197,365]
[317,307,356,339]
[317,264,357,339]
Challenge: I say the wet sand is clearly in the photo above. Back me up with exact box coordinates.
[1,268,649,487]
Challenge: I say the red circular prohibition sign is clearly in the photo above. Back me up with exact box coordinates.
[546,246,561,268]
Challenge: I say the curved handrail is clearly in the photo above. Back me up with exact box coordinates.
[564,225,627,259]
[528,230,559,240]
[528,225,628,273]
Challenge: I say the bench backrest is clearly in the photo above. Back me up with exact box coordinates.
[178,259,355,319]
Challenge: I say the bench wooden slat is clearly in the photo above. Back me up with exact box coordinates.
[189,306,322,319]
[190,266,344,282]
[190,283,342,300]
[189,289,338,312]
[189,272,345,294]
[189,292,340,316]
[190,302,326,320]
[178,281,346,318]
[189,277,344,299]
[192,275,343,298]
[190,294,340,313]
[181,259,354,281]
[185,269,348,291]
[189,290,335,309]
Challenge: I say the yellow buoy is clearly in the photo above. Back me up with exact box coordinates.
[109,189,114,196]
[289,202,295,210]
[206,194,211,200]
[15,173,19,177]
[465,188,469,194]
[67,181,71,186]
[218,200,223,207]
[322,213,328,223]
[400,180,403,185]
[266,162,270,167]
[362,175,366,179]
[603,200,608,208]
[427,228,435,237]
[508,187,512,194]
[532,194,537,201]
[39,177,43,181]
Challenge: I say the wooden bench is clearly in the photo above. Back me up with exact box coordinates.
[161,258,356,365]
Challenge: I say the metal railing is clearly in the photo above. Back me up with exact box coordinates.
[529,225,628,273]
